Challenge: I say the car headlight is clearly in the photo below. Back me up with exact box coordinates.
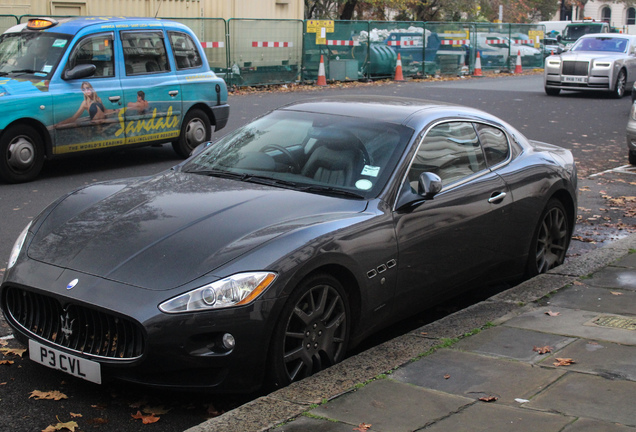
[547,58,561,67]
[593,60,611,69]
[159,272,277,313]
[8,222,31,270]
[630,102,636,121]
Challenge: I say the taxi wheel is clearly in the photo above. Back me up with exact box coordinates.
[172,109,211,158]
[0,124,45,184]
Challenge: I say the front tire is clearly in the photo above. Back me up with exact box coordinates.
[268,273,350,389]
[612,69,626,99]
[172,109,211,158]
[527,199,570,276]
[0,124,45,184]
[545,87,560,96]
[629,150,636,165]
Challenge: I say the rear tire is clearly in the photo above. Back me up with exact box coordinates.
[0,124,45,184]
[172,109,211,158]
[629,150,636,165]
[267,273,350,389]
[526,199,570,277]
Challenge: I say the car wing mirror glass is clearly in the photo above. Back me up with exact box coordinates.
[418,172,442,198]
[63,64,96,80]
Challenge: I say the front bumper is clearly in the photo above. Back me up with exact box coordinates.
[1,258,280,392]
[544,59,615,92]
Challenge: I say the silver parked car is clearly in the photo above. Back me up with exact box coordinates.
[544,33,636,98]
[626,102,636,165]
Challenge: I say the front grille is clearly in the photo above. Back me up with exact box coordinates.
[4,286,145,360]
[562,61,589,76]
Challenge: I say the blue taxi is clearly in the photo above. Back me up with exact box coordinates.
[0,16,229,183]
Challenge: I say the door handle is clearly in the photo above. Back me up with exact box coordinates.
[488,192,506,204]
[169,90,179,97]
[108,96,121,102]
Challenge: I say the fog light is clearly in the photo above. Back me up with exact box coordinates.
[222,333,235,350]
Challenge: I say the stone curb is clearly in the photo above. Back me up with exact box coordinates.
[185,234,636,432]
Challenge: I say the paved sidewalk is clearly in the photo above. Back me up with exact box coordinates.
[187,234,636,432]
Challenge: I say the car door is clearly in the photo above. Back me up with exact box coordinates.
[392,121,515,314]
[119,30,182,146]
[51,31,124,155]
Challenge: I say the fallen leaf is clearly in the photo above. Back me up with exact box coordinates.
[553,358,576,367]
[444,374,451,379]
[86,418,108,425]
[0,347,27,357]
[29,390,68,401]
[545,311,560,317]
[0,360,15,365]
[70,413,82,418]
[0,339,7,347]
[131,411,160,424]
[610,292,623,296]
[41,418,78,432]
[353,423,372,431]
[533,346,552,355]
[479,396,498,402]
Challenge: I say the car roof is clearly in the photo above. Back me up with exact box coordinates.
[279,96,503,128]
[9,16,182,36]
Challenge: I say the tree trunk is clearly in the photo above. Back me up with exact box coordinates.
[340,0,358,20]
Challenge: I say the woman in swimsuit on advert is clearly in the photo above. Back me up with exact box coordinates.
[56,81,118,126]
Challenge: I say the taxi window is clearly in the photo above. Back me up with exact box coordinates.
[168,32,203,70]
[121,31,170,75]
[66,33,114,78]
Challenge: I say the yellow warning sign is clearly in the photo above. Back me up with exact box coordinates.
[307,20,334,32]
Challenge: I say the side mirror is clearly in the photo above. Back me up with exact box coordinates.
[63,64,96,80]
[418,172,442,199]
[556,35,562,42]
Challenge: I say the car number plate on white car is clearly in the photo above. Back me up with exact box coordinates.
[563,76,587,83]
[29,339,102,384]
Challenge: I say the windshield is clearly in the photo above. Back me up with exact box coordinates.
[572,36,628,53]
[562,24,603,42]
[182,110,414,199]
[0,31,71,77]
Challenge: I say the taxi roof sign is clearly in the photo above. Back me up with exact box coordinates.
[27,18,58,30]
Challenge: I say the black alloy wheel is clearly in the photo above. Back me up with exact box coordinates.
[528,199,570,276]
[269,273,349,388]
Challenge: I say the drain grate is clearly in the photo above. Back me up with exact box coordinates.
[593,315,636,331]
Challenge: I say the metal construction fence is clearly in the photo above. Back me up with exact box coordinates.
[4,15,548,86]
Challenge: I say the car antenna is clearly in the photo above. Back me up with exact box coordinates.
[154,0,163,18]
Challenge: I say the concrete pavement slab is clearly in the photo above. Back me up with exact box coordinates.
[526,373,636,427]
[391,349,565,403]
[612,252,636,268]
[504,306,636,346]
[582,267,636,290]
[562,418,636,432]
[453,326,576,363]
[275,416,357,432]
[310,378,473,432]
[540,339,636,381]
[539,284,636,315]
[421,401,573,432]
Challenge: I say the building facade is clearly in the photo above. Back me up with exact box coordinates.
[0,0,304,20]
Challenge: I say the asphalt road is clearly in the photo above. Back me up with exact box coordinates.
[1,73,635,432]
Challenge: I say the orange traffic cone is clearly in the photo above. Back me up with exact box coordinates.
[514,50,522,74]
[473,51,483,76]
[316,55,327,86]
[394,53,405,81]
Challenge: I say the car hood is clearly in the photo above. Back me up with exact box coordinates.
[27,171,368,291]
[0,77,51,97]
[559,52,622,62]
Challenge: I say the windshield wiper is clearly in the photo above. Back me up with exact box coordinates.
[243,175,299,188]
[187,168,249,180]
[10,69,39,74]
[299,185,365,199]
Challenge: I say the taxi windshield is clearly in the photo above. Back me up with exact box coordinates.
[0,32,71,77]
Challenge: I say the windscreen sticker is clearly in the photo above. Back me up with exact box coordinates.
[52,39,67,48]
[42,65,53,73]
[355,179,373,190]
[361,165,380,177]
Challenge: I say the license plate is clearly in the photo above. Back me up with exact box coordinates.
[29,339,102,384]
[563,75,587,83]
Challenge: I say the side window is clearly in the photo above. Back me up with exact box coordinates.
[121,31,170,76]
[410,122,486,187]
[66,33,114,78]
[475,124,510,168]
[169,31,203,70]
